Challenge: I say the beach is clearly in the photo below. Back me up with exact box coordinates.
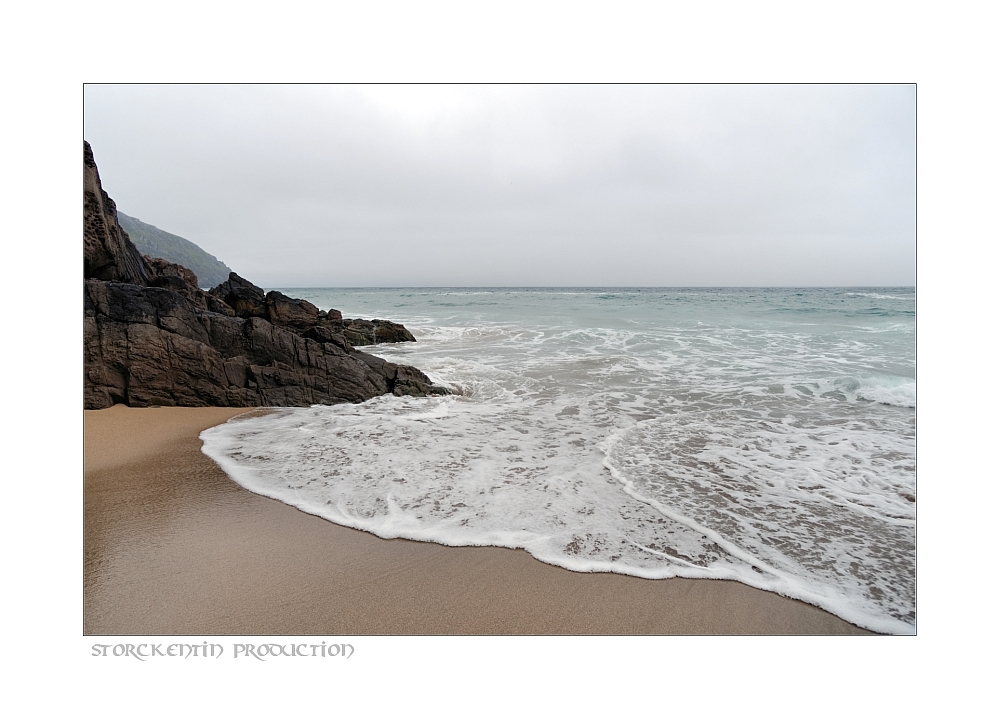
[84,405,871,635]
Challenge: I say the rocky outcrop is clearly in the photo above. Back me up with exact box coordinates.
[145,256,234,315]
[84,143,151,285]
[208,272,415,345]
[209,275,331,330]
[338,318,416,346]
[83,141,448,409]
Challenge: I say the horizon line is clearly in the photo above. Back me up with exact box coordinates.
[260,284,917,290]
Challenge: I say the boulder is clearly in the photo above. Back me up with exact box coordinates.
[335,318,417,346]
[208,272,268,318]
[264,290,320,331]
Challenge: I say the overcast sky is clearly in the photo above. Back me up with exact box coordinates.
[84,84,914,287]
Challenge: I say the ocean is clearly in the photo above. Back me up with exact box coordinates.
[200,287,916,634]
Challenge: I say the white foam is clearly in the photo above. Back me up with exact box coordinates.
[844,292,912,300]
[855,376,917,408]
[200,288,916,634]
[203,399,914,634]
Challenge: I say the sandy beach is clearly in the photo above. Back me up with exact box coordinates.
[84,405,872,635]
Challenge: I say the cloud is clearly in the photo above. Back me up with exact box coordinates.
[84,84,915,287]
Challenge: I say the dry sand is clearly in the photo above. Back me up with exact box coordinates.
[84,405,872,635]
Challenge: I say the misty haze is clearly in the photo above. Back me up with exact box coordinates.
[84,84,914,288]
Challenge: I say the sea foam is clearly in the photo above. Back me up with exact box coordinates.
[201,287,916,634]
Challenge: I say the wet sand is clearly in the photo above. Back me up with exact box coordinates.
[84,405,872,635]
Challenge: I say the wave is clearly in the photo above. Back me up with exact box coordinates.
[844,292,913,301]
[202,392,915,634]
[199,287,916,634]
[854,376,916,408]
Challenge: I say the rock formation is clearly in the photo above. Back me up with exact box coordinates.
[208,274,416,345]
[84,141,447,409]
[84,143,150,286]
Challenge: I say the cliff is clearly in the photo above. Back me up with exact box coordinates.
[84,143,150,285]
[84,141,448,409]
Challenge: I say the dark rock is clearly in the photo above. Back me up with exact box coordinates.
[84,279,446,409]
[333,318,417,346]
[84,141,151,285]
[208,272,267,319]
[146,255,198,288]
[146,256,234,315]
[265,290,320,331]
[83,141,448,409]
[302,325,353,353]
[206,272,415,347]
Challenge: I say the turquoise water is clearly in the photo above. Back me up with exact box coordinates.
[201,288,916,633]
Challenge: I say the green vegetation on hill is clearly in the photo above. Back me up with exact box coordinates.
[118,212,233,289]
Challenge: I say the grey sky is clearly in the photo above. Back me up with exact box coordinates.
[84,84,915,287]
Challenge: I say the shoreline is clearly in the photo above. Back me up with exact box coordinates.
[84,405,872,635]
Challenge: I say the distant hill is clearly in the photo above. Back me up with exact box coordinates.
[118,212,233,289]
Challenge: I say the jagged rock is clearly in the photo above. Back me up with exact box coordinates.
[335,318,417,346]
[83,141,448,409]
[302,324,352,352]
[145,256,234,315]
[264,290,320,331]
[207,272,414,347]
[146,255,198,288]
[84,142,151,285]
[84,279,444,408]
[208,272,268,318]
